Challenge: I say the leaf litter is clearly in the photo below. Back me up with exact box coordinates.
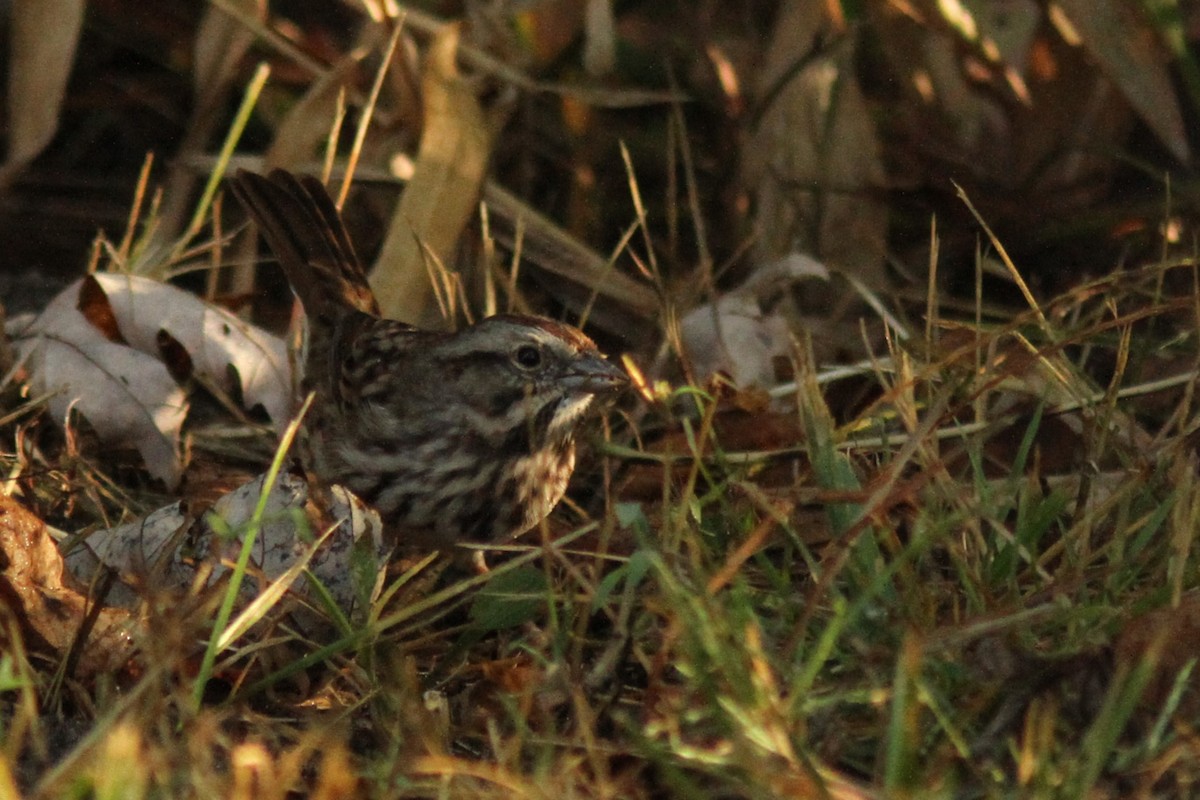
[9,273,292,488]
[3,1,1200,797]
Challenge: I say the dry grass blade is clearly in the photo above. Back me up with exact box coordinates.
[172,63,272,266]
[192,392,313,708]
[176,154,662,326]
[336,17,406,208]
[481,182,659,320]
[955,182,1053,338]
[267,56,359,173]
[11,3,1200,797]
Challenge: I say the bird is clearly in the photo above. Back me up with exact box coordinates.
[228,169,627,552]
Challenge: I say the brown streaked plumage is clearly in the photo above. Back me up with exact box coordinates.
[228,169,627,548]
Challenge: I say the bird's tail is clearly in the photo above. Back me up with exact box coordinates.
[228,168,380,322]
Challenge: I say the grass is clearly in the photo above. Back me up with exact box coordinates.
[4,11,1200,793]
[5,241,1200,799]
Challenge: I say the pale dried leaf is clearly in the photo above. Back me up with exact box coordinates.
[88,273,292,425]
[12,281,189,487]
[371,23,493,326]
[10,274,293,487]
[61,500,197,608]
[1,0,86,184]
[70,473,389,616]
[681,254,830,388]
[1056,0,1189,163]
[743,1,887,284]
[739,252,831,296]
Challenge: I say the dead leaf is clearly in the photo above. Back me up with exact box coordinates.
[1115,591,1200,715]
[10,274,292,488]
[680,254,829,388]
[0,0,86,187]
[742,1,887,284]
[76,275,125,344]
[370,23,493,327]
[0,493,135,678]
[871,1,1145,201]
[86,273,292,425]
[266,54,360,169]
[1055,0,1189,164]
[13,281,189,488]
[480,181,659,326]
[68,473,390,618]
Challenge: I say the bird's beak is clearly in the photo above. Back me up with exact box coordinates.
[565,353,629,394]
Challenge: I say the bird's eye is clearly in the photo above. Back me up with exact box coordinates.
[514,345,542,369]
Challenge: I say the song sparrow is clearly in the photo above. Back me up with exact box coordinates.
[229,169,627,549]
